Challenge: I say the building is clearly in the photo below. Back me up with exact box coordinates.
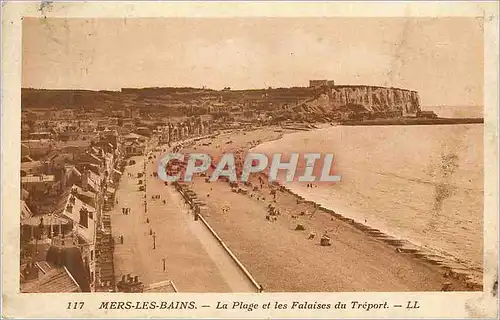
[135,127,151,137]
[20,261,81,293]
[28,132,52,140]
[417,110,438,119]
[309,79,335,88]
[53,187,98,291]
[123,140,146,156]
[21,175,56,193]
[123,133,147,157]
[209,103,230,114]
[20,200,33,220]
[19,138,120,293]
[21,140,56,159]
[21,160,45,176]
[309,80,328,88]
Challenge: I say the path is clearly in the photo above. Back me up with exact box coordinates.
[112,153,256,292]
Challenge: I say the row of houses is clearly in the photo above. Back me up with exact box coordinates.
[158,117,214,145]
[20,130,123,293]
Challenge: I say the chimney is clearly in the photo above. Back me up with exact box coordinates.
[79,207,88,228]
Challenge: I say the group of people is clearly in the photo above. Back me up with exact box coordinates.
[122,208,131,215]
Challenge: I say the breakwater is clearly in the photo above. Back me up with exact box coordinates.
[341,117,484,126]
[274,180,483,290]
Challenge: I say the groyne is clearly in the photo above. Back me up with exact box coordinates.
[270,179,483,290]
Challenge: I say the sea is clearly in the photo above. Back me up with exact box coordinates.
[254,106,484,273]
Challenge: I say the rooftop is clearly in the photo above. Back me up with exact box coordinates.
[21,213,70,227]
[54,186,96,244]
[21,264,81,293]
[143,280,178,293]
[124,132,147,140]
[20,200,33,220]
[21,175,55,183]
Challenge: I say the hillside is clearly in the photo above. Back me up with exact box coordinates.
[22,85,421,120]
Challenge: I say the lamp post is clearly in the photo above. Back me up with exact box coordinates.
[162,258,166,271]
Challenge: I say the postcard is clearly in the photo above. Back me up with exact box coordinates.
[1,1,498,318]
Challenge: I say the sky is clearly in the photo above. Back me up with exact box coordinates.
[22,17,484,106]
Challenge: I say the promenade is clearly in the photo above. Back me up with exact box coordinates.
[111,151,255,292]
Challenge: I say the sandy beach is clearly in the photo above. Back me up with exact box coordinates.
[174,126,478,292]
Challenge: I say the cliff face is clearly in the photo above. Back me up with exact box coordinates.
[328,86,421,115]
[22,85,421,118]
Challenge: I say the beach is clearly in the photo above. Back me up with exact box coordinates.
[173,125,482,292]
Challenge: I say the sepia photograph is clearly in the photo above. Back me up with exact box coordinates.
[1,2,498,318]
[18,16,487,294]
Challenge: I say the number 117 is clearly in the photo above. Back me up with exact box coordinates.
[67,302,84,309]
